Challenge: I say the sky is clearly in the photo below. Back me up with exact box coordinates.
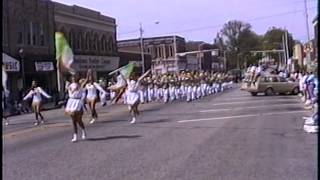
[54,0,318,43]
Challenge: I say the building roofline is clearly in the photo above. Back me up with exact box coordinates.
[118,50,151,55]
[118,35,185,43]
[52,1,115,22]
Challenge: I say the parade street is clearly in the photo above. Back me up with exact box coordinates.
[3,87,317,180]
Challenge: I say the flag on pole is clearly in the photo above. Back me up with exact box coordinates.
[119,63,135,79]
[55,32,75,74]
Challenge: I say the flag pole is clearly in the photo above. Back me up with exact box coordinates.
[56,61,63,98]
[108,63,133,76]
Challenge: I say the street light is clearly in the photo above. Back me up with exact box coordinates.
[18,48,25,89]
[139,21,160,74]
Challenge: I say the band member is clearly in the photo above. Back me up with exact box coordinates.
[65,74,88,142]
[147,77,154,102]
[23,80,52,125]
[125,70,151,124]
[84,69,108,124]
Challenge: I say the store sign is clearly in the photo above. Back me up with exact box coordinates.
[35,62,54,71]
[73,55,120,72]
[2,53,20,72]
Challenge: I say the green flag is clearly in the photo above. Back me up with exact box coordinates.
[120,63,135,79]
[55,32,75,74]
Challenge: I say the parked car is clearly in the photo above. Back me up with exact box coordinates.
[244,75,300,96]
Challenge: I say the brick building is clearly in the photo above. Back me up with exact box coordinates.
[118,50,151,75]
[53,2,119,88]
[3,0,56,100]
[118,36,187,74]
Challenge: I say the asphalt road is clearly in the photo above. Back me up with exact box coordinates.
[3,87,317,180]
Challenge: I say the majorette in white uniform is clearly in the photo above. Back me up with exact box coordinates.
[23,87,52,104]
[84,82,108,102]
[65,82,85,114]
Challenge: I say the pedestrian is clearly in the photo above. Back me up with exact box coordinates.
[125,70,151,124]
[23,80,52,125]
[65,74,87,142]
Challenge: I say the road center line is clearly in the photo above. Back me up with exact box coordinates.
[218,96,298,101]
[200,103,303,112]
[178,110,309,123]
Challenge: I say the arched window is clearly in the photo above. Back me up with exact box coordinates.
[108,36,114,52]
[85,32,90,50]
[93,33,99,51]
[76,32,82,50]
[69,29,74,48]
[101,35,106,52]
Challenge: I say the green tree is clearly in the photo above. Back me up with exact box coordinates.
[218,20,261,70]
[262,27,295,57]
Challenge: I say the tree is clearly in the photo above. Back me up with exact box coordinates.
[262,27,295,56]
[261,27,296,66]
[218,20,261,70]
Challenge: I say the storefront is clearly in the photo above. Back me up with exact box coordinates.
[72,55,120,80]
[24,61,57,97]
[2,53,21,100]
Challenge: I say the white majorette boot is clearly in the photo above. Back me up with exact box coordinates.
[90,118,96,124]
[71,134,78,142]
[81,130,86,140]
[130,117,136,124]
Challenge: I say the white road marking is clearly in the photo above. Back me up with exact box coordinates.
[219,96,298,101]
[209,99,299,106]
[178,110,309,123]
[200,103,303,112]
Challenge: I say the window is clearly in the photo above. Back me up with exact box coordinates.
[165,45,169,58]
[271,77,278,82]
[17,21,23,44]
[69,30,74,48]
[39,23,44,46]
[27,22,32,45]
[76,32,82,50]
[101,35,106,51]
[85,33,90,50]
[32,22,40,45]
[279,77,287,82]
[157,46,161,58]
[93,34,98,51]
[108,37,114,52]
[169,45,174,57]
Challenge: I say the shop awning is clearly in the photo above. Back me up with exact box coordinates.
[2,53,20,72]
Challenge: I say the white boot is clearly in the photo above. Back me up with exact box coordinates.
[71,134,78,142]
[130,117,136,124]
[90,118,96,124]
[81,130,86,140]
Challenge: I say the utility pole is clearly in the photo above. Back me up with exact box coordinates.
[139,23,145,74]
[304,0,310,41]
[285,29,289,64]
[282,34,287,68]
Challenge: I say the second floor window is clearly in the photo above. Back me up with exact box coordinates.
[39,24,45,46]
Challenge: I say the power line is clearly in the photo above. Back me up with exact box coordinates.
[146,7,316,37]
[117,1,316,36]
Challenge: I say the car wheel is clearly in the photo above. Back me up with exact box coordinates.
[292,87,299,95]
[265,88,274,96]
[251,92,258,96]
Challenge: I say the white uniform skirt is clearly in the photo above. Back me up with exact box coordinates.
[65,98,83,114]
[126,91,140,105]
